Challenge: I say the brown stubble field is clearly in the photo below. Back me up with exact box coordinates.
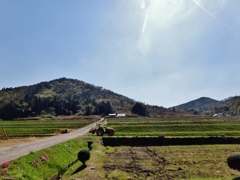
[103,145,240,180]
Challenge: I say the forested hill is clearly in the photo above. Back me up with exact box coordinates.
[0,78,166,119]
[174,97,221,112]
[173,96,240,116]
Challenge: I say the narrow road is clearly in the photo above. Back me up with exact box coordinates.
[0,120,101,165]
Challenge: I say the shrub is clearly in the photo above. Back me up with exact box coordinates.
[87,141,93,150]
[78,149,90,165]
[227,154,240,171]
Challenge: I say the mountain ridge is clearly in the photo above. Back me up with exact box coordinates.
[0,77,239,119]
[173,96,240,116]
[0,78,166,119]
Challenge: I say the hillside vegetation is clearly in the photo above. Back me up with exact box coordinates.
[0,78,166,119]
[174,96,240,116]
[1,78,239,119]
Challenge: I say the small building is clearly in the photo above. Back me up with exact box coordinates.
[116,114,126,118]
[108,113,126,118]
[109,113,117,117]
[213,113,224,117]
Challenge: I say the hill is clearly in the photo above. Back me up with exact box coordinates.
[173,96,240,116]
[0,78,166,119]
[174,97,221,112]
[1,78,239,119]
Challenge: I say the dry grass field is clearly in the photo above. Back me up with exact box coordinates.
[62,137,240,180]
[102,145,240,180]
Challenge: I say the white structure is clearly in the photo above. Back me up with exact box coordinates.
[108,113,126,118]
[213,113,224,117]
[109,113,117,117]
[116,114,126,118]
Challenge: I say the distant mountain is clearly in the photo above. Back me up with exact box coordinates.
[221,96,240,115]
[174,97,221,111]
[0,78,166,119]
[173,96,240,116]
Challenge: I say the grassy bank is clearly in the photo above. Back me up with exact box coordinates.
[0,136,96,179]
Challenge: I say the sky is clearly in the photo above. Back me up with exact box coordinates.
[0,0,240,108]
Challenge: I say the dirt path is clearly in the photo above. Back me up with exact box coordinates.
[0,121,98,165]
[0,137,49,148]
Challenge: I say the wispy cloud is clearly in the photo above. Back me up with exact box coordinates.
[140,0,150,35]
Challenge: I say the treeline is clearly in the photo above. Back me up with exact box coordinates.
[173,96,240,116]
[0,78,163,119]
[0,95,116,119]
[0,78,118,119]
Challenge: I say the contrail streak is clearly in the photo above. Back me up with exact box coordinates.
[141,9,149,35]
[192,0,238,36]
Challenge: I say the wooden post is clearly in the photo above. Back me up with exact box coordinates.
[2,128,8,140]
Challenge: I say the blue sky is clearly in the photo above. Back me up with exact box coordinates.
[0,0,240,108]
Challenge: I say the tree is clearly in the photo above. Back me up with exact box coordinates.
[227,154,240,171]
[84,105,92,116]
[172,107,176,113]
[78,149,90,165]
[131,102,148,116]
[95,101,113,115]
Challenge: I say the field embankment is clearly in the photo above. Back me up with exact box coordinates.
[102,136,240,146]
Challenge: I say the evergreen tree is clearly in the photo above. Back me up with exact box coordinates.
[131,102,148,116]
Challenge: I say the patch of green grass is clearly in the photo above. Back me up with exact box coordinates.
[108,117,240,124]
[0,119,95,137]
[107,117,240,137]
[62,136,107,180]
[5,137,90,179]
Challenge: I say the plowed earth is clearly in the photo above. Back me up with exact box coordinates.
[103,146,240,180]
[104,147,172,179]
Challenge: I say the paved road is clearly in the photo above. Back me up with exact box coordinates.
[0,120,101,165]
